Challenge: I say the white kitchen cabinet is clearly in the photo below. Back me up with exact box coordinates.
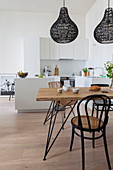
[40,37,50,59]
[24,35,40,77]
[40,37,89,60]
[75,76,110,87]
[15,77,55,112]
[73,38,89,60]
[49,39,59,59]
[59,42,74,59]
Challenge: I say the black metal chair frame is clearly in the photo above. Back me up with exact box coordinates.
[70,94,111,170]
[91,84,113,116]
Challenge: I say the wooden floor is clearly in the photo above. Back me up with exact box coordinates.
[0,98,113,170]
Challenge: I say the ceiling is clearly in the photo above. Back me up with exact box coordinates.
[0,0,96,15]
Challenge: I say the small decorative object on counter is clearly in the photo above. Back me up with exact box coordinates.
[82,68,88,76]
[54,65,59,76]
[18,71,28,78]
[88,67,94,77]
[38,75,43,78]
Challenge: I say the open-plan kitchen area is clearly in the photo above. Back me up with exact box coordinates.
[0,0,113,169]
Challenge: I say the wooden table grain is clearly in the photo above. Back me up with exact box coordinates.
[36,87,113,101]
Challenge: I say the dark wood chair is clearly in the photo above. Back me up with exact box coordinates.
[70,94,111,170]
[91,84,113,116]
[43,81,76,125]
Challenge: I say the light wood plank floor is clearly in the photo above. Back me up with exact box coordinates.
[0,98,113,170]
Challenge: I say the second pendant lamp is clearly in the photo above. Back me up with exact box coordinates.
[50,0,79,44]
[94,0,113,44]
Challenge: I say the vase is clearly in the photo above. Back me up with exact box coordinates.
[110,75,113,90]
[83,72,87,76]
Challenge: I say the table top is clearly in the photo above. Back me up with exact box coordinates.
[36,87,113,101]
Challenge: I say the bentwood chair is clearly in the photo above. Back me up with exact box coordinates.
[70,94,111,170]
[43,81,76,125]
[91,84,113,115]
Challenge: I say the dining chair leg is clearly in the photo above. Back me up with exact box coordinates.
[81,130,85,170]
[96,105,99,118]
[70,126,75,151]
[92,131,95,148]
[103,129,111,170]
[91,102,95,117]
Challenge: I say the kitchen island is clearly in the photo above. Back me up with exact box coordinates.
[15,77,54,112]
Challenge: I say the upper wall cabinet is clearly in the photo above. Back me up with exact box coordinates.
[40,37,50,59]
[40,37,89,60]
[59,42,74,59]
[73,38,89,60]
[49,39,59,59]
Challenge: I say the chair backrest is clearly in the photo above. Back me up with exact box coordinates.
[48,81,62,88]
[77,94,111,131]
[91,84,109,87]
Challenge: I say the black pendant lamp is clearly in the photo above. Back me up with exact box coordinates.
[50,0,79,44]
[94,0,113,44]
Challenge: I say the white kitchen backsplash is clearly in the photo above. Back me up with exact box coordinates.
[40,60,86,76]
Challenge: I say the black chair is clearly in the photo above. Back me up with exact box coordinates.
[91,84,113,116]
[70,94,111,170]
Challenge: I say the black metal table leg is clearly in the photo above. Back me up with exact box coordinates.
[43,100,78,160]
[43,101,54,124]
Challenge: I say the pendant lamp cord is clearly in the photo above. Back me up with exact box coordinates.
[108,0,110,8]
[63,0,65,7]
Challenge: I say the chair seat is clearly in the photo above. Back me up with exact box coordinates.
[60,100,77,106]
[94,99,113,105]
[72,116,103,130]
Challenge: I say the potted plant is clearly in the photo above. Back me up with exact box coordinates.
[82,68,88,76]
[104,61,113,89]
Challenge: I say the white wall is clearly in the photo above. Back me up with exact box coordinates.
[86,0,113,69]
[0,11,86,74]
[40,60,85,76]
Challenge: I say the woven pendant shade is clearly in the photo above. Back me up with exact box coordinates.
[50,1,79,44]
[94,0,113,44]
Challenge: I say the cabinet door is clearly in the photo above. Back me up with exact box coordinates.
[24,35,40,77]
[74,38,89,60]
[49,39,59,59]
[59,42,74,59]
[40,38,49,59]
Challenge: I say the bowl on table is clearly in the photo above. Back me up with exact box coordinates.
[63,85,70,91]
[57,88,62,93]
[72,88,79,94]
[18,71,28,78]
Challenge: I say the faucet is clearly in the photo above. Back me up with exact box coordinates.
[94,67,105,77]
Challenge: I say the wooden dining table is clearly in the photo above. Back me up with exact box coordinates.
[36,87,113,160]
